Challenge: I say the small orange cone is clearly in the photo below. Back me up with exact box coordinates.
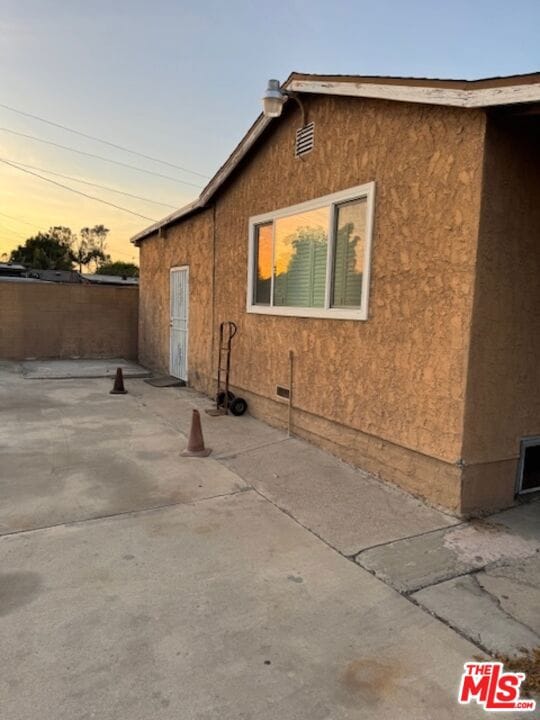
[181,409,211,457]
[110,367,127,395]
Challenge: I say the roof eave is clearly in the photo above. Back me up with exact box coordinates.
[131,71,540,245]
[131,198,201,246]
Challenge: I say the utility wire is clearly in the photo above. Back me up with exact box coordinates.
[4,159,177,209]
[0,127,203,188]
[0,102,209,179]
[0,212,138,261]
[0,158,158,222]
[109,250,138,260]
[0,212,138,259]
[0,210,39,229]
[0,223,27,239]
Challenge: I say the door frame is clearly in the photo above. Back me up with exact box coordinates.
[169,265,189,380]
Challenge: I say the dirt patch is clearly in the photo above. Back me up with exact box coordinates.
[497,648,540,697]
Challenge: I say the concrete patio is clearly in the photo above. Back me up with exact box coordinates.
[0,360,538,719]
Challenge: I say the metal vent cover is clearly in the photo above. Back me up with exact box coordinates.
[295,122,315,158]
[276,385,290,400]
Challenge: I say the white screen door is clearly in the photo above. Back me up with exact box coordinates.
[170,266,189,380]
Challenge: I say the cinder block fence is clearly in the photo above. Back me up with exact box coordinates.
[0,281,138,360]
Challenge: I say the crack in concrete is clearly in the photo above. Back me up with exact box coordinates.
[471,573,540,640]
[0,488,251,540]
[352,522,466,558]
[407,591,494,658]
[212,437,291,461]
[5,378,527,666]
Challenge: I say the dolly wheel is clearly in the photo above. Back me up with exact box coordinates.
[216,390,235,407]
[229,397,248,416]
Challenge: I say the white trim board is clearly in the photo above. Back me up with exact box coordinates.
[131,73,540,245]
[288,80,540,108]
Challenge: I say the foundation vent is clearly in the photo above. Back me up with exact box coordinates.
[276,385,290,400]
[295,122,315,158]
[518,437,540,493]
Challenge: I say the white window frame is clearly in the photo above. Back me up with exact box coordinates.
[246,182,375,320]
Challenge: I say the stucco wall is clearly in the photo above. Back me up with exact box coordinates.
[0,281,138,360]
[461,114,540,512]
[138,209,214,387]
[139,95,487,512]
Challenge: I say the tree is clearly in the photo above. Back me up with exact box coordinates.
[8,222,119,272]
[80,224,109,253]
[75,225,109,272]
[10,227,74,270]
[69,240,106,273]
[96,260,139,278]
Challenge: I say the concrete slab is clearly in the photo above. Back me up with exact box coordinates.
[129,381,287,457]
[356,504,540,593]
[412,556,540,656]
[219,437,457,555]
[0,491,489,720]
[0,373,245,534]
[489,502,540,541]
[125,382,457,555]
[478,555,540,632]
[21,358,150,379]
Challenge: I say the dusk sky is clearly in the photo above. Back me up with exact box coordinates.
[1,0,539,262]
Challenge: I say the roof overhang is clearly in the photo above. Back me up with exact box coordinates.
[131,71,540,246]
[288,77,540,108]
[131,114,273,246]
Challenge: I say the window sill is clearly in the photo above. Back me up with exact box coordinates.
[246,305,368,321]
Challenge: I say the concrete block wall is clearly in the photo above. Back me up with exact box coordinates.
[0,281,138,360]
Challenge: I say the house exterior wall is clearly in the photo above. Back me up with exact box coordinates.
[0,282,138,360]
[138,209,214,387]
[139,95,487,512]
[461,115,540,512]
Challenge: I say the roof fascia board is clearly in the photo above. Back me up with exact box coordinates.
[199,115,273,205]
[131,115,273,245]
[288,79,540,108]
[132,76,540,245]
[131,199,200,245]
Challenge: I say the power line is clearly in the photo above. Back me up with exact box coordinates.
[0,158,158,222]
[5,159,177,209]
[0,127,204,188]
[0,102,210,179]
[107,249,138,260]
[0,223,27,239]
[0,210,39,229]
[0,212,137,261]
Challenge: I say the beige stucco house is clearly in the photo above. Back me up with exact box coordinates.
[132,72,540,516]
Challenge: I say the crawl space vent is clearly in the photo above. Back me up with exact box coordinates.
[295,122,315,158]
[518,438,540,493]
[276,385,290,400]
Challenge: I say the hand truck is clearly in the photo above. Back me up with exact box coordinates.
[206,321,248,416]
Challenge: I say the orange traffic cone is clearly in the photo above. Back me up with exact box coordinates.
[110,367,127,395]
[181,409,211,457]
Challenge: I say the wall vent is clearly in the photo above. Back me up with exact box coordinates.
[517,436,540,494]
[295,122,315,158]
[276,385,290,400]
